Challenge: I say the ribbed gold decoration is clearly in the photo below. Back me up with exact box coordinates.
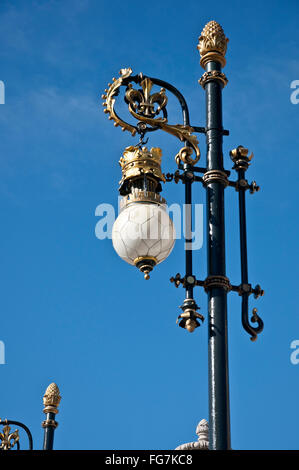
[43,383,61,415]
[198,21,229,68]
[119,146,165,186]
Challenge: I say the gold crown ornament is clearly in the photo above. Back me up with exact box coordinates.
[118,146,165,194]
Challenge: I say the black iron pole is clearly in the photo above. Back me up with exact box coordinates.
[42,412,57,450]
[205,61,231,450]
[200,43,231,448]
[41,382,61,451]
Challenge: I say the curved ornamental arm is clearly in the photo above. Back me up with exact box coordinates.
[101,68,200,164]
[230,146,264,341]
[241,294,263,342]
[0,382,61,451]
[0,419,33,450]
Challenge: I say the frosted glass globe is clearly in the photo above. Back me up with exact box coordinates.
[112,202,176,270]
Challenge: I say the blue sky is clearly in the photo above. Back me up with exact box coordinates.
[0,0,298,450]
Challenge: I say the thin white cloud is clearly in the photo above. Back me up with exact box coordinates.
[0,86,104,142]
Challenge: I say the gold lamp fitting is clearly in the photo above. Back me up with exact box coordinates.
[118,146,165,195]
[230,145,253,170]
[176,299,204,333]
[134,256,157,280]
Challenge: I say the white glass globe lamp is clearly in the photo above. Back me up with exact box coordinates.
[111,145,176,279]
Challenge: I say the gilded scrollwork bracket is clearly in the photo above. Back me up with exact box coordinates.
[0,424,19,450]
[102,68,201,164]
[0,419,33,450]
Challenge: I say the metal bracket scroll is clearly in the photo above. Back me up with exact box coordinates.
[102,68,201,162]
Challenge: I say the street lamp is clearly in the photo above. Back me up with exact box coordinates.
[0,382,61,451]
[102,20,264,450]
[112,145,176,280]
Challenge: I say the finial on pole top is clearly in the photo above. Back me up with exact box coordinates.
[198,21,229,68]
[43,383,61,415]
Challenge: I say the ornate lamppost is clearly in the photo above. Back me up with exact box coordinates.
[0,382,61,451]
[102,20,264,450]
[42,382,61,450]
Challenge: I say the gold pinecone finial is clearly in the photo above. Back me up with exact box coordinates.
[43,383,61,415]
[198,21,229,68]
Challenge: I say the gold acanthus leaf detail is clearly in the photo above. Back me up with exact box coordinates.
[102,67,137,136]
[198,21,229,68]
[128,105,200,161]
[102,69,200,162]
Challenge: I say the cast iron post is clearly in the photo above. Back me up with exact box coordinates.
[198,21,231,449]
[42,383,61,450]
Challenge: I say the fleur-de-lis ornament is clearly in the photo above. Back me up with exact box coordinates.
[0,425,19,450]
[125,76,167,118]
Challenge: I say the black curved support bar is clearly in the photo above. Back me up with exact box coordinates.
[184,170,194,300]
[145,76,196,292]
[124,74,187,121]
[108,71,204,157]
[148,77,197,292]
[1,420,33,450]
[238,167,263,341]
[146,76,191,127]
[241,294,264,342]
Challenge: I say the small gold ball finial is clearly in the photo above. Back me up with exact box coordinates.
[43,383,61,415]
[185,318,197,333]
[134,256,157,281]
[198,20,229,68]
